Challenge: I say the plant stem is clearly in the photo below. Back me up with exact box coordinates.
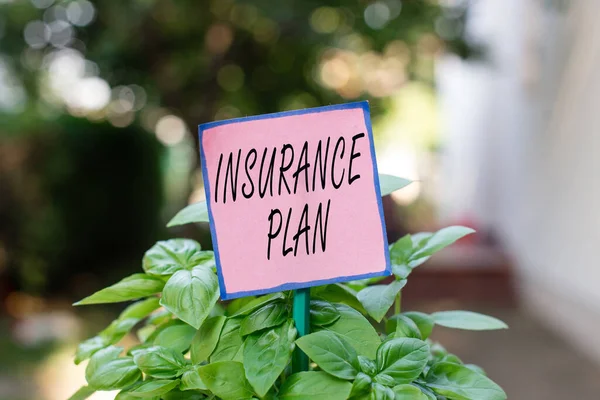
[394,292,402,314]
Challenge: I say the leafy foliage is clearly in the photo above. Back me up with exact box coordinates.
[432,311,508,331]
[279,371,352,400]
[296,331,360,380]
[71,196,507,399]
[74,274,165,305]
[160,265,220,329]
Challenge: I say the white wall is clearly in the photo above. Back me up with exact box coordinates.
[438,0,600,362]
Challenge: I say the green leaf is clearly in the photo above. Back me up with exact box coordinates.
[120,297,162,319]
[127,344,152,357]
[240,302,288,336]
[391,264,411,280]
[370,383,395,400]
[429,342,448,365]
[279,371,352,400]
[85,346,141,390]
[392,384,429,400]
[67,386,95,400]
[210,300,225,316]
[388,232,440,275]
[167,202,209,227]
[344,279,371,293]
[411,232,433,248]
[357,280,407,322]
[426,362,506,400]
[409,383,437,400]
[114,390,144,400]
[410,226,474,260]
[126,379,180,398]
[441,354,462,365]
[358,356,377,376]
[295,331,359,380]
[210,318,244,362]
[74,274,165,305]
[373,373,396,387]
[161,390,203,400]
[431,311,508,331]
[75,336,107,365]
[230,292,285,317]
[190,315,226,363]
[198,361,255,400]
[144,319,182,344]
[162,389,205,400]
[390,315,421,339]
[389,235,414,279]
[375,338,429,385]
[319,304,380,359]
[389,235,412,265]
[243,320,296,397]
[465,363,486,376]
[100,318,140,344]
[312,284,366,314]
[132,346,187,379]
[379,174,412,197]
[180,368,208,391]
[160,266,220,329]
[143,239,213,276]
[137,326,156,343]
[350,372,372,398]
[147,308,173,325]
[310,300,340,326]
[405,233,434,269]
[153,323,197,353]
[226,297,256,315]
[402,312,434,339]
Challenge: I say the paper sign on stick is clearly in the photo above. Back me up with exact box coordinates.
[199,101,391,299]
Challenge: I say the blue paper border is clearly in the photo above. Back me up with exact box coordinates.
[199,101,391,300]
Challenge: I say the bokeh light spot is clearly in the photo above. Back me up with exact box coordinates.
[110,85,135,114]
[320,56,351,89]
[155,115,187,146]
[66,0,96,27]
[68,77,110,111]
[31,0,54,9]
[364,2,391,29]
[310,7,340,34]
[108,110,134,128]
[24,20,51,49]
[129,84,147,111]
[43,5,68,23]
[48,20,74,48]
[205,23,234,55]
[385,0,403,19]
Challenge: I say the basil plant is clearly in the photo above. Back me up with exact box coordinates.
[69,177,508,400]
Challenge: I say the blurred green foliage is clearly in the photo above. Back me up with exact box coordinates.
[0,116,164,296]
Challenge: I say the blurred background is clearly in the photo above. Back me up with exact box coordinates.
[0,0,598,398]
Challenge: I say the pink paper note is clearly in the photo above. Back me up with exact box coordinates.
[199,101,390,299]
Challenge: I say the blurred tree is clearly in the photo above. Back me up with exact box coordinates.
[1,0,474,124]
[0,0,474,297]
[0,115,164,297]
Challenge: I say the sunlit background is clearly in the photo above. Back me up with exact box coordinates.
[1,0,598,398]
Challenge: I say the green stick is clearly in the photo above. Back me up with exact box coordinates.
[292,288,310,372]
